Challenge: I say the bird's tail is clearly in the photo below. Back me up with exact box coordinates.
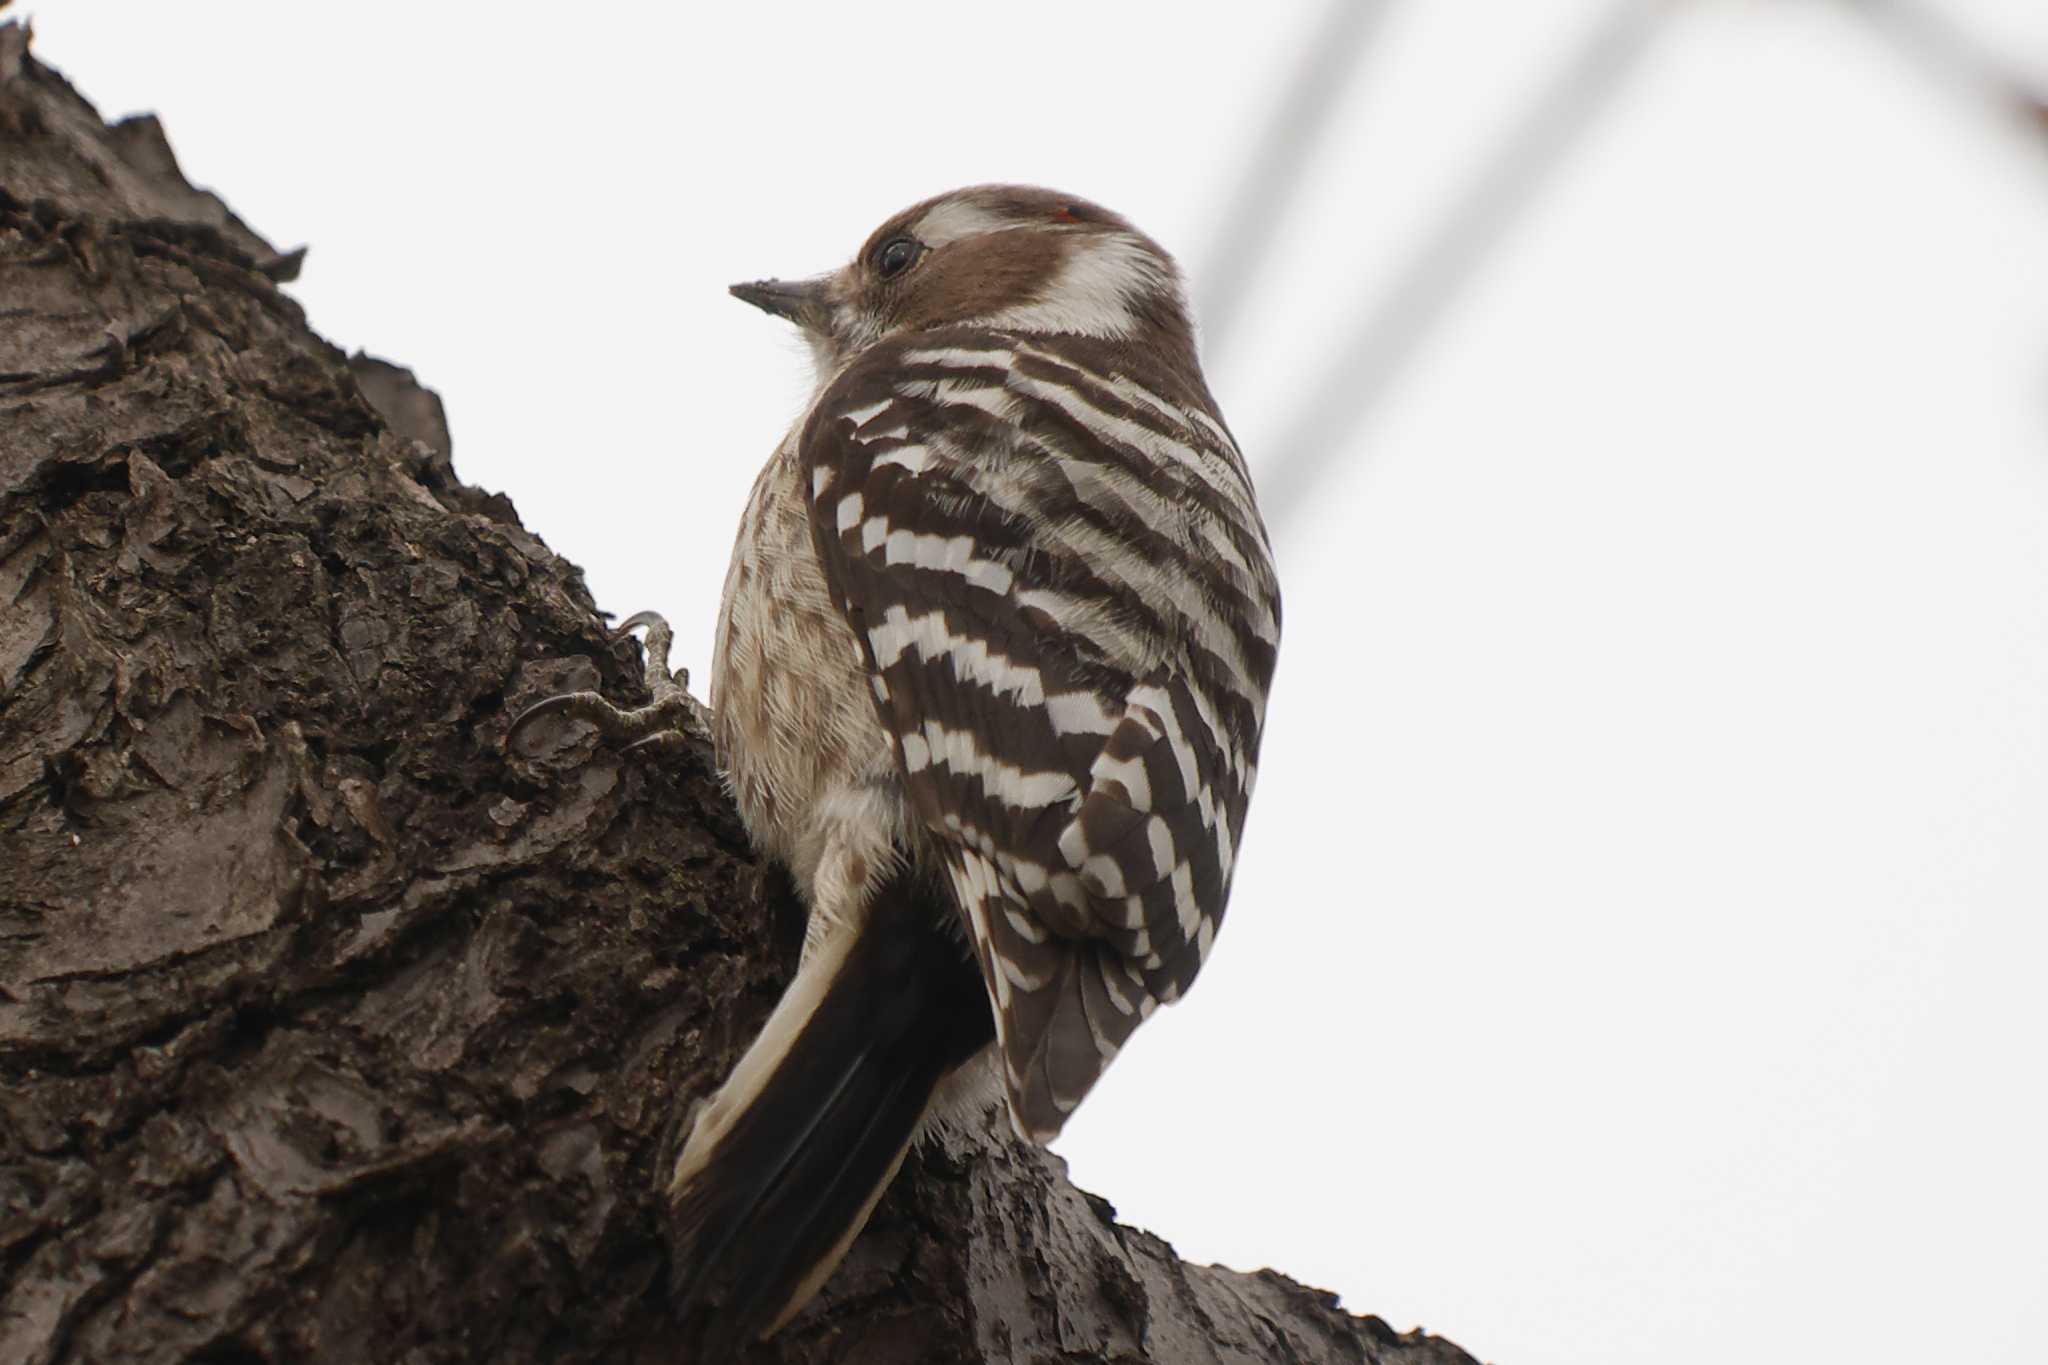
[666,864,993,1354]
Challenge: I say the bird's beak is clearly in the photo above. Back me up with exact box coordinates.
[729,277,827,326]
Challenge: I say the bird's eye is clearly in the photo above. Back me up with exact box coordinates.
[875,236,920,279]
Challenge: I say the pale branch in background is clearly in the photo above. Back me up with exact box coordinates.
[1196,0,1395,366]
[1843,0,2048,148]
[1254,0,1673,533]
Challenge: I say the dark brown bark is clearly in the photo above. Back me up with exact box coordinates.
[0,28,1481,1365]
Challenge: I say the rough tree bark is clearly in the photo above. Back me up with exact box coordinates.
[0,30,1482,1365]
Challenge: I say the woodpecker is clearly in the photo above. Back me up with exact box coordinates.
[516,185,1280,1351]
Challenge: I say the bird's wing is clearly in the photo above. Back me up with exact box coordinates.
[800,329,1280,1140]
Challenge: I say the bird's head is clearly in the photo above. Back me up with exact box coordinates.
[730,185,1195,377]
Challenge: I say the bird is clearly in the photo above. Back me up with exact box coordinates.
[513,184,1281,1352]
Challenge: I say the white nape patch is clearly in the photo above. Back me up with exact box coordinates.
[915,199,1014,247]
[986,232,1175,340]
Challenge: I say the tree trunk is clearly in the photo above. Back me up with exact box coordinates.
[0,28,1481,1365]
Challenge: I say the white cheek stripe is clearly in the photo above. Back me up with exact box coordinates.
[983,232,1174,341]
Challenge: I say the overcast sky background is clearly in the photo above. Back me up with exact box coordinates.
[31,3,2048,1361]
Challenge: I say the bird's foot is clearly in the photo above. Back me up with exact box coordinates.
[508,611,712,756]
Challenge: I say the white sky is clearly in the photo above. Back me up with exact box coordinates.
[33,3,2048,1362]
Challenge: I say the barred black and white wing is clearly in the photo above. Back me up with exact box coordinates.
[802,326,1281,1141]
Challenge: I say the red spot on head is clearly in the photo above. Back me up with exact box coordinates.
[1051,206,1079,224]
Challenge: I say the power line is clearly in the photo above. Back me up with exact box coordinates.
[1257,0,1675,534]
[1198,0,1395,365]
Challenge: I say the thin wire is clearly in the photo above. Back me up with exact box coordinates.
[1257,0,1675,534]
[1198,0,1395,365]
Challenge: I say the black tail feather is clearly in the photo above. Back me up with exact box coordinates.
[669,863,993,1354]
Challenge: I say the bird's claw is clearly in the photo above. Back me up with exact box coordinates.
[507,611,712,755]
